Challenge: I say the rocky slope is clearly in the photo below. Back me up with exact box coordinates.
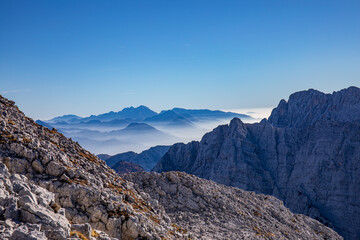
[153,86,360,240]
[0,94,343,240]
[0,95,187,240]
[124,171,342,240]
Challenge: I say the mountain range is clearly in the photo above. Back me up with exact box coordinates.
[153,86,360,240]
[45,106,251,125]
[38,107,253,154]
[0,94,342,239]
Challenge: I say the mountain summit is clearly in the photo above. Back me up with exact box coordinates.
[84,105,158,122]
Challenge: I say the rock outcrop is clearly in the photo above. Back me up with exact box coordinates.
[0,95,187,239]
[153,86,360,239]
[124,171,342,240]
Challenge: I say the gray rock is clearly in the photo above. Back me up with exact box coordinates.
[31,159,45,173]
[125,171,342,240]
[154,86,360,240]
[71,223,92,240]
[10,225,47,240]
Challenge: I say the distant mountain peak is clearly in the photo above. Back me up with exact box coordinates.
[120,122,158,133]
[122,105,154,111]
[48,114,82,123]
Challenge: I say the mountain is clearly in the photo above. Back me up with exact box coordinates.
[45,107,252,126]
[47,106,157,124]
[84,105,157,122]
[101,118,130,127]
[166,116,195,128]
[47,114,82,123]
[109,123,177,142]
[112,161,145,175]
[145,108,252,124]
[153,86,360,240]
[35,120,54,129]
[171,107,251,120]
[104,145,170,171]
[53,122,177,155]
[105,151,138,167]
[144,110,186,123]
[119,122,158,133]
[97,153,111,161]
[0,94,342,239]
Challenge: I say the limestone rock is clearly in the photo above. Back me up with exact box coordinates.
[124,171,342,240]
[154,86,360,240]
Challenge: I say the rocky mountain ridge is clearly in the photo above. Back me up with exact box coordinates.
[0,94,342,239]
[0,96,184,239]
[125,171,341,240]
[154,86,360,239]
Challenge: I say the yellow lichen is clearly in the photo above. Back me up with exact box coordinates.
[23,137,32,143]
[91,230,100,237]
[70,231,88,240]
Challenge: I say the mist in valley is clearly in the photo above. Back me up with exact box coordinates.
[39,107,267,155]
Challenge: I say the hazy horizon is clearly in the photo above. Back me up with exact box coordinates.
[39,106,273,122]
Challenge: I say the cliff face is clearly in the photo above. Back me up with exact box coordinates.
[154,86,360,239]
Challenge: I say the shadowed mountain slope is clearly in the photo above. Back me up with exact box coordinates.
[154,86,360,240]
[104,145,170,171]
[113,161,145,175]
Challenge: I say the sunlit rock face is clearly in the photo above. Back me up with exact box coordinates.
[154,86,360,240]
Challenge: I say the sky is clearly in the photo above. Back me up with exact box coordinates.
[1,0,359,120]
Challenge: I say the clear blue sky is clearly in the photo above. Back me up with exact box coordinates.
[1,0,359,119]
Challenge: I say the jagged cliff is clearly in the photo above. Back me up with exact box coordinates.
[153,86,360,239]
[0,94,342,239]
